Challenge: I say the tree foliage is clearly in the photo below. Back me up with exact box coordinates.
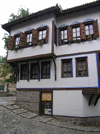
[0,57,16,83]
[2,33,10,50]
[8,7,29,22]
[1,7,30,83]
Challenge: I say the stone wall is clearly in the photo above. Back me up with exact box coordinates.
[54,116,100,126]
[16,90,40,114]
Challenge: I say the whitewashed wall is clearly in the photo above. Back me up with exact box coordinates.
[7,14,55,60]
[55,7,100,55]
[53,90,100,117]
[17,52,99,89]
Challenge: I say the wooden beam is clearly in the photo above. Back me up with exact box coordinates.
[52,20,54,53]
[53,55,57,81]
[94,94,100,106]
[89,94,94,106]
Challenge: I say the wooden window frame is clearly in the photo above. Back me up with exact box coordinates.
[76,57,88,77]
[58,26,68,45]
[37,26,49,45]
[20,64,28,80]
[62,59,72,78]
[25,30,33,46]
[72,25,80,42]
[14,34,20,47]
[41,61,50,79]
[84,21,94,40]
[30,63,38,79]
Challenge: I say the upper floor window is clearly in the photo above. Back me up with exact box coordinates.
[58,25,68,45]
[37,26,49,45]
[15,36,20,46]
[62,59,72,78]
[85,24,94,40]
[30,63,38,79]
[26,33,32,45]
[41,61,50,79]
[72,27,80,41]
[76,57,88,77]
[20,64,28,80]
[61,29,67,44]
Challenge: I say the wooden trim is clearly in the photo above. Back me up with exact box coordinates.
[94,94,100,106]
[52,21,54,53]
[53,55,57,80]
[56,50,100,58]
[7,53,55,63]
[89,94,94,106]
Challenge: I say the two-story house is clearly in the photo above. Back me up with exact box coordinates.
[2,1,100,118]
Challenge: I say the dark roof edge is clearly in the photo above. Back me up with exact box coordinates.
[2,1,100,33]
[62,1,100,14]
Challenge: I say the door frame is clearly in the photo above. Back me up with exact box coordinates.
[39,90,53,116]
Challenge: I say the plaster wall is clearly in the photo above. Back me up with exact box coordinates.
[7,14,55,60]
[54,7,100,55]
[53,90,100,117]
[17,53,98,89]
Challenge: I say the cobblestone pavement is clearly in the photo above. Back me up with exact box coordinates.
[0,96,100,134]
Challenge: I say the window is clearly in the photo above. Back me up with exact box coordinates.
[76,58,88,77]
[62,59,72,77]
[30,63,38,79]
[72,27,80,41]
[38,26,49,45]
[15,36,20,46]
[41,61,50,79]
[85,24,94,40]
[20,64,27,80]
[61,29,67,44]
[26,32,32,45]
[58,26,68,45]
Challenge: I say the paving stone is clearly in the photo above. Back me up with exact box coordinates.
[19,112,38,118]
[4,104,19,110]
[12,108,28,114]
[34,116,53,123]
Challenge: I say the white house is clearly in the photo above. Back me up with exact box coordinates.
[2,1,100,118]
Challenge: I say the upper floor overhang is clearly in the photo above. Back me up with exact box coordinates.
[2,1,100,33]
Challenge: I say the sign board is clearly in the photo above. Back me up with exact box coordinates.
[42,93,51,101]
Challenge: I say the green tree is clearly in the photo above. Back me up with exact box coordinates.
[0,57,16,83]
[2,7,30,83]
[8,7,29,22]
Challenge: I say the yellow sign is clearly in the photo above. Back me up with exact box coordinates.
[42,93,51,101]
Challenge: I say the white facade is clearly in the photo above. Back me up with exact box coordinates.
[3,1,100,117]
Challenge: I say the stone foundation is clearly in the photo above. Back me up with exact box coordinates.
[16,90,40,114]
[54,116,100,126]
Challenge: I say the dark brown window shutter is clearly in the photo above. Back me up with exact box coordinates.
[45,26,49,43]
[93,19,99,39]
[58,28,61,45]
[32,29,38,45]
[19,32,25,47]
[80,23,86,40]
[67,26,72,42]
[8,36,14,50]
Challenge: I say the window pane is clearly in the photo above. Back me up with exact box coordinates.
[77,32,80,36]
[86,30,89,35]
[77,27,80,32]
[73,33,76,37]
[85,25,88,30]
[90,25,93,30]
[64,30,67,34]
[43,30,46,34]
[39,35,42,40]
[43,34,46,39]
[73,28,76,32]
[90,29,93,34]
